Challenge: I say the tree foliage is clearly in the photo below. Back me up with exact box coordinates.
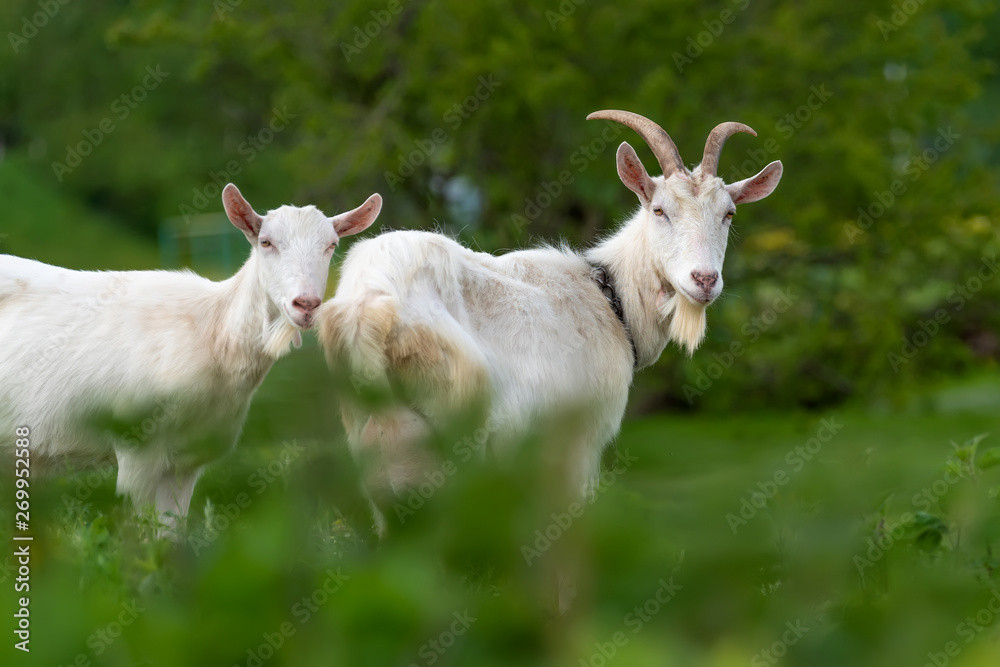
[0,0,997,410]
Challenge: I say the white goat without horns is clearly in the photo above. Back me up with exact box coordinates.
[320,110,782,534]
[0,184,381,526]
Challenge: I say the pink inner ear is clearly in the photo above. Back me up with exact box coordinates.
[729,161,782,205]
[224,189,262,236]
[235,209,261,236]
[333,194,382,238]
[337,211,368,236]
[618,147,655,203]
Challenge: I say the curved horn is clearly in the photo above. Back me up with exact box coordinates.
[700,122,756,178]
[586,110,685,178]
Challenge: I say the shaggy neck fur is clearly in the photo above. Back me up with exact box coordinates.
[213,251,299,380]
[585,210,708,368]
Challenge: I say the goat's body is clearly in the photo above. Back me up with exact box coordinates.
[321,231,635,526]
[0,185,382,528]
[321,113,781,612]
[0,254,290,519]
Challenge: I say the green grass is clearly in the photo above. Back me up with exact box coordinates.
[0,154,160,270]
[2,350,999,667]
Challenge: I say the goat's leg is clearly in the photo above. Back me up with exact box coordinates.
[152,466,203,533]
[550,436,604,614]
[115,447,201,536]
[115,446,167,510]
[347,406,435,537]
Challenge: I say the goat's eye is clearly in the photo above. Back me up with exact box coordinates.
[724,211,735,224]
[259,239,272,248]
[652,206,668,219]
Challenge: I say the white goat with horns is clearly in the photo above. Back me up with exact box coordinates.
[0,185,381,528]
[320,110,782,536]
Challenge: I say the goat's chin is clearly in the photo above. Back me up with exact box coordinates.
[263,316,302,357]
[678,286,716,306]
[657,290,708,356]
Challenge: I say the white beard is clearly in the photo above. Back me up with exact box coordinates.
[657,290,708,356]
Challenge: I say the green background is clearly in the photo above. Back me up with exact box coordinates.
[1,1,999,665]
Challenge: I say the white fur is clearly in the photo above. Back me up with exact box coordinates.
[0,184,381,527]
[320,131,782,537]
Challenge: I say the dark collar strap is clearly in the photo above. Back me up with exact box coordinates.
[592,266,638,368]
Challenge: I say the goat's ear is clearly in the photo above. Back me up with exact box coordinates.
[616,142,657,205]
[331,193,382,238]
[222,183,263,239]
[726,161,783,205]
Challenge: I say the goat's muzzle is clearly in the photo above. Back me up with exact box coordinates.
[682,270,720,305]
[691,270,718,291]
[290,294,322,329]
[292,294,321,315]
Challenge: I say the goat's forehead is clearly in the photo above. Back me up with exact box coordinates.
[658,175,730,210]
[261,205,332,236]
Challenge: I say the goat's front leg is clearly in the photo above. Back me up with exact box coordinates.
[151,466,203,534]
[553,438,604,614]
[350,407,435,538]
[115,447,201,537]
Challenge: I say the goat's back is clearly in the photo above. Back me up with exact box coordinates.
[321,230,634,455]
[0,256,262,461]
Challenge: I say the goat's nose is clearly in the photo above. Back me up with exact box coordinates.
[292,295,321,314]
[691,270,719,291]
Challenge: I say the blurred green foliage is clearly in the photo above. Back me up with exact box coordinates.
[2,351,1000,666]
[0,155,160,270]
[2,1,1000,666]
